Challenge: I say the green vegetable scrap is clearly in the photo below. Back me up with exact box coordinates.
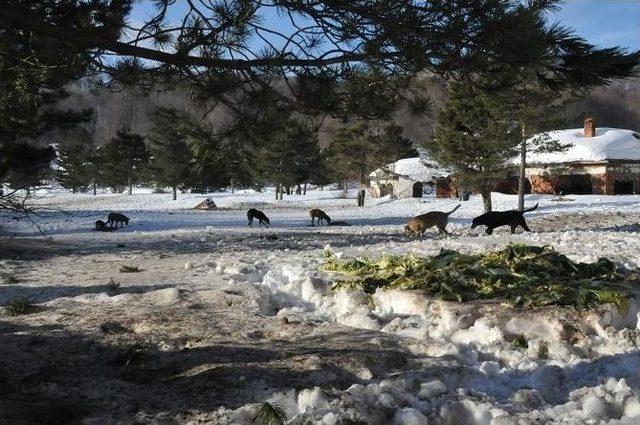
[324,244,634,310]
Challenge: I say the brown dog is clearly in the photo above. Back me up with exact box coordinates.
[310,208,331,226]
[404,204,461,237]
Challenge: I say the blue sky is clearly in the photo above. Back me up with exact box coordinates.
[551,0,639,50]
[130,1,639,52]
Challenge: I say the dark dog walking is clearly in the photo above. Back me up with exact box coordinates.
[310,208,331,226]
[404,204,461,237]
[247,208,270,228]
[471,203,538,235]
[106,212,130,228]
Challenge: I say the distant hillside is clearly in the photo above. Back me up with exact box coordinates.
[51,76,640,147]
[566,78,640,131]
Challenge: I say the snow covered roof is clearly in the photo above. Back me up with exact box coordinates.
[369,156,448,182]
[526,127,640,164]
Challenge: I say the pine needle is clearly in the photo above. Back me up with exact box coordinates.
[254,402,287,425]
[325,244,633,310]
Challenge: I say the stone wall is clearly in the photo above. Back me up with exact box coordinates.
[435,178,455,198]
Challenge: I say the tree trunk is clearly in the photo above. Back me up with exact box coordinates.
[342,179,348,197]
[275,184,280,200]
[172,186,177,201]
[93,182,97,196]
[230,179,235,194]
[303,183,307,195]
[295,184,301,195]
[128,177,132,195]
[357,171,366,207]
[481,181,492,213]
[458,185,470,201]
[518,123,527,211]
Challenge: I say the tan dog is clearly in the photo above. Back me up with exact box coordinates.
[310,208,331,226]
[404,204,461,237]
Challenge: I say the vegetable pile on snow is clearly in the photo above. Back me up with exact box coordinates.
[324,244,636,310]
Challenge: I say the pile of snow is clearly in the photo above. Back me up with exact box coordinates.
[526,127,640,164]
[249,245,640,424]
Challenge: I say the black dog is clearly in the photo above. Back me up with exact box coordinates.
[471,203,538,235]
[94,220,115,232]
[247,208,270,228]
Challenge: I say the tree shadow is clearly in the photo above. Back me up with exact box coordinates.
[0,320,415,424]
[0,283,174,306]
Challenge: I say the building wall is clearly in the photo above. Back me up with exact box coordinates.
[528,162,640,195]
[371,177,438,198]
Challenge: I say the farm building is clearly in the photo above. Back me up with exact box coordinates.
[368,156,449,198]
[524,119,640,195]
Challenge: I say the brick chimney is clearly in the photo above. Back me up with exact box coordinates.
[584,117,596,138]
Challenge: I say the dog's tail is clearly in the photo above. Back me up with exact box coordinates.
[523,203,539,213]
[446,204,462,215]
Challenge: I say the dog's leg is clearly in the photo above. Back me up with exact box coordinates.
[485,227,493,235]
[520,219,531,232]
[510,224,516,234]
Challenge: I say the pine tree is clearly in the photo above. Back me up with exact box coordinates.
[86,142,105,196]
[324,122,417,206]
[485,76,576,209]
[183,118,231,193]
[55,129,105,194]
[103,130,150,195]
[256,119,318,200]
[1,1,122,212]
[147,107,192,200]
[2,143,55,193]
[425,81,520,212]
[56,142,91,193]
[307,150,332,192]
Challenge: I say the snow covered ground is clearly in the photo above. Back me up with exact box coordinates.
[1,189,640,424]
